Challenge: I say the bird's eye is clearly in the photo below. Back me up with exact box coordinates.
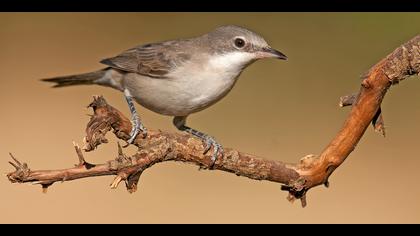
[234,38,245,48]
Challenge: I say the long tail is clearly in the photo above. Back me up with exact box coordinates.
[41,69,108,88]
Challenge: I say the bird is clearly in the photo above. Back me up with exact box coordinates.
[42,25,287,166]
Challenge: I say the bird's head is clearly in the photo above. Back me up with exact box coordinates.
[206,25,287,68]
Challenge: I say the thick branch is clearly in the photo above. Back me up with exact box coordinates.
[7,35,420,207]
[340,93,386,136]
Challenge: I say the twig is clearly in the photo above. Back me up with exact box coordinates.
[7,35,420,207]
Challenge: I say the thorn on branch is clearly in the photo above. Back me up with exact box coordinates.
[117,142,123,156]
[73,141,85,166]
[300,194,307,208]
[87,95,109,110]
[41,183,53,193]
[372,107,386,137]
[110,175,124,189]
[8,161,19,170]
[73,141,95,169]
[9,152,22,166]
[7,153,31,183]
[126,170,143,193]
[286,192,296,203]
[111,143,143,192]
[281,177,308,208]
[339,93,357,107]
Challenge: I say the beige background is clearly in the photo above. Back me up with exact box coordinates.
[1,13,420,223]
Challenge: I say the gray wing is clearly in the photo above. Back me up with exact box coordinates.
[100,41,191,78]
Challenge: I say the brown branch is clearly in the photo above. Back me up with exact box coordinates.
[7,35,420,207]
[340,93,386,136]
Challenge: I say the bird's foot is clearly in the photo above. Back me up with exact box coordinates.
[125,118,147,146]
[203,135,224,167]
[123,88,147,146]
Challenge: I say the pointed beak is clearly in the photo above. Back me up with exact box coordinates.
[260,47,288,60]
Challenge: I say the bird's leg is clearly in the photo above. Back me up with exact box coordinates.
[124,89,147,145]
[173,116,223,167]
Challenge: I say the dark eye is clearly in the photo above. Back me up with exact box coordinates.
[234,38,245,48]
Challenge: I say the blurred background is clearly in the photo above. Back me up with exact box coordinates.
[1,13,419,223]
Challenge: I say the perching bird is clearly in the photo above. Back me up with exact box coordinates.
[42,25,287,165]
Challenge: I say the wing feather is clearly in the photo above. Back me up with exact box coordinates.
[100,41,191,78]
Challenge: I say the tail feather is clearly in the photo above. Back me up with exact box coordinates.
[41,69,107,88]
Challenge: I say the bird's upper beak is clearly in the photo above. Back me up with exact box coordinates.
[259,47,288,60]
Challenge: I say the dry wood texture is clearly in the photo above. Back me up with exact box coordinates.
[7,35,420,207]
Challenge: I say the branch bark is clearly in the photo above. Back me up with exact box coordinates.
[7,35,420,207]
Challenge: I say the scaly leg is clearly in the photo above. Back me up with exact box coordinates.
[124,89,147,144]
[173,116,223,166]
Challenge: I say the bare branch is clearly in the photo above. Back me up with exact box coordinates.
[6,35,420,207]
[340,93,386,136]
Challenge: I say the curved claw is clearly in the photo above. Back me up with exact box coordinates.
[203,138,212,154]
[211,143,224,163]
[124,121,147,147]
[203,136,224,166]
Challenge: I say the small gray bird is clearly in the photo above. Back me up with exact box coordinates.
[42,25,287,165]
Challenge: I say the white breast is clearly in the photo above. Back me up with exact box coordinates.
[176,52,254,108]
[123,51,255,116]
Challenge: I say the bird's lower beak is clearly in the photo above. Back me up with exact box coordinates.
[260,47,288,60]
